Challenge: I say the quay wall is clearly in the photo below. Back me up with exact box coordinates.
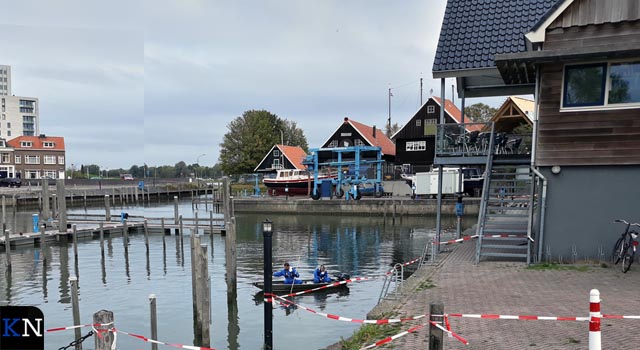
[233,198,480,216]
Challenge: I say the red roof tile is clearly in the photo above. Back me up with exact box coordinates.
[346,119,396,156]
[7,135,65,150]
[432,97,483,132]
[278,145,307,170]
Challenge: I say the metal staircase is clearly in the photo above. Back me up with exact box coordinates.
[475,163,534,264]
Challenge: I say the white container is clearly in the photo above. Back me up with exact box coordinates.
[414,169,462,196]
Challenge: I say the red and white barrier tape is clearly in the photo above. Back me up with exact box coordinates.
[602,314,640,319]
[46,323,113,332]
[276,276,376,298]
[438,235,479,245]
[272,295,427,324]
[447,313,589,321]
[359,320,468,349]
[117,329,216,350]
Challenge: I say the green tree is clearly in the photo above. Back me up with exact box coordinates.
[385,122,400,138]
[464,103,497,122]
[174,161,187,178]
[219,110,308,175]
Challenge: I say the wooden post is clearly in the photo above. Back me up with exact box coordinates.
[83,191,87,209]
[57,180,67,233]
[194,212,199,235]
[226,216,237,298]
[104,195,111,222]
[42,181,50,220]
[134,186,139,203]
[112,187,116,205]
[161,217,166,248]
[40,222,46,262]
[2,196,5,229]
[93,309,115,350]
[174,196,179,227]
[179,215,184,241]
[72,224,78,259]
[191,233,201,342]
[149,295,158,350]
[123,220,128,245]
[199,243,211,346]
[428,302,444,350]
[70,277,82,349]
[4,224,10,270]
[392,201,397,225]
[144,219,149,250]
[209,210,214,237]
[99,222,105,255]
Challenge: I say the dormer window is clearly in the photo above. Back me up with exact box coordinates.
[43,142,55,148]
[273,149,280,157]
[21,141,32,147]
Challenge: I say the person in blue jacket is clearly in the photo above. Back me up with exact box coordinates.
[273,262,302,284]
[313,264,332,283]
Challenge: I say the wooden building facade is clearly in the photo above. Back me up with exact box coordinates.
[254,144,307,173]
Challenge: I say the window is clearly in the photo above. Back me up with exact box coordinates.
[354,139,365,146]
[427,105,435,114]
[58,156,64,165]
[563,60,640,109]
[43,142,55,148]
[7,131,10,137]
[44,155,56,164]
[1,153,8,163]
[416,119,422,127]
[21,141,32,147]
[25,155,40,164]
[7,122,10,128]
[14,155,20,164]
[44,171,57,179]
[405,141,426,151]
[328,140,338,148]
[272,158,281,169]
[273,149,280,157]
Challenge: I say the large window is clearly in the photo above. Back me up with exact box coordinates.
[563,61,640,108]
[44,155,56,164]
[58,156,65,165]
[25,155,40,164]
[406,141,426,152]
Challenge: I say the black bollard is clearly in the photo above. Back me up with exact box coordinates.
[262,219,273,350]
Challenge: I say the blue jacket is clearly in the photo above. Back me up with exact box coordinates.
[273,267,301,284]
[313,268,331,283]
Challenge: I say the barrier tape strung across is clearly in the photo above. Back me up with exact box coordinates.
[446,313,590,321]
[602,314,640,319]
[117,329,217,350]
[438,235,479,245]
[359,320,468,350]
[272,295,427,324]
[46,323,112,332]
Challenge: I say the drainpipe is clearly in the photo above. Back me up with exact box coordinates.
[531,167,547,263]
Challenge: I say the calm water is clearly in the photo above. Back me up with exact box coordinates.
[0,199,463,350]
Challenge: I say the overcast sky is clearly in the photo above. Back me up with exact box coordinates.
[2,0,502,170]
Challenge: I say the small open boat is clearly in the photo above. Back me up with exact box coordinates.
[253,280,348,293]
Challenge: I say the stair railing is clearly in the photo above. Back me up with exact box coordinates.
[475,122,496,264]
[530,167,548,264]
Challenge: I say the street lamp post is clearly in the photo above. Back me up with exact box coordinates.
[196,153,206,187]
[262,219,273,350]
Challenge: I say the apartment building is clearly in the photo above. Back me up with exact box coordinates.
[0,64,40,137]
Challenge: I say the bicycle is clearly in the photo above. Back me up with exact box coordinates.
[611,219,640,273]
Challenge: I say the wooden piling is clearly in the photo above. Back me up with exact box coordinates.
[70,277,82,349]
[144,219,149,250]
[149,295,158,350]
[199,243,211,346]
[392,201,397,225]
[40,223,46,262]
[225,216,237,297]
[134,186,139,203]
[2,196,5,229]
[105,195,111,222]
[428,303,444,350]
[209,210,214,238]
[42,181,50,220]
[161,217,166,248]
[83,191,87,209]
[57,180,67,233]
[4,224,10,270]
[174,196,179,227]
[123,220,128,245]
[195,212,199,235]
[99,222,105,254]
[93,310,115,350]
[72,224,78,259]
[111,187,116,205]
[191,233,201,341]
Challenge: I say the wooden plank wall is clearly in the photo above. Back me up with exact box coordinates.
[544,21,640,50]
[536,62,640,166]
[549,0,640,28]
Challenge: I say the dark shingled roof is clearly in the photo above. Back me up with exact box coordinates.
[433,0,559,73]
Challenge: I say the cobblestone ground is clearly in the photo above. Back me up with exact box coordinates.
[368,236,640,350]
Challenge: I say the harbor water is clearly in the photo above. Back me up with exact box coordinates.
[0,199,465,349]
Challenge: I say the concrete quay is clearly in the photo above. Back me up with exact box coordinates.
[366,228,640,349]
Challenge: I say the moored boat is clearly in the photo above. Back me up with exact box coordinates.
[263,169,335,196]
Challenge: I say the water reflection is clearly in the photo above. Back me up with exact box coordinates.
[58,244,70,304]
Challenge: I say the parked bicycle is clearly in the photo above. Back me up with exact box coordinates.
[612,219,640,273]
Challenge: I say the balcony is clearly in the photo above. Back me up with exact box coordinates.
[435,122,532,166]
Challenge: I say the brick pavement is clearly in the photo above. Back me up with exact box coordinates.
[368,234,640,349]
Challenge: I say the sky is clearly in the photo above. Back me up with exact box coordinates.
[2,0,504,170]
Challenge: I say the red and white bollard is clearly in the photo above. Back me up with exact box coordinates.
[589,289,601,350]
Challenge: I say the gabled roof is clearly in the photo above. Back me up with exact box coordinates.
[485,96,535,132]
[432,97,484,132]
[432,0,558,74]
[8,135,65,150]
[346,119,396,156]
[510,96,535,122]
[253,144,307,172]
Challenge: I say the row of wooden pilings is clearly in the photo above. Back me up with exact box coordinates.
[11,177,237,349]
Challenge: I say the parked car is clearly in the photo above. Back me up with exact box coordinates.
[120,174,134,181]
[0,178,21,188]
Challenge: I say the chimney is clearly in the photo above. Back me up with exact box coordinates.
[373,125,376,138]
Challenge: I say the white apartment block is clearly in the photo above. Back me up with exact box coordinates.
[0,65,39,137]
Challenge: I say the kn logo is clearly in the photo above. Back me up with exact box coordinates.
[0,306,44,350]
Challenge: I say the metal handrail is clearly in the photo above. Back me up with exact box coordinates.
[530,167,548,263]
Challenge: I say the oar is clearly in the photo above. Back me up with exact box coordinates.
[289,255,301,295]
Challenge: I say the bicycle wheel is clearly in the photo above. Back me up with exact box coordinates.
[612,236,625,264]
[622,247,634,273]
